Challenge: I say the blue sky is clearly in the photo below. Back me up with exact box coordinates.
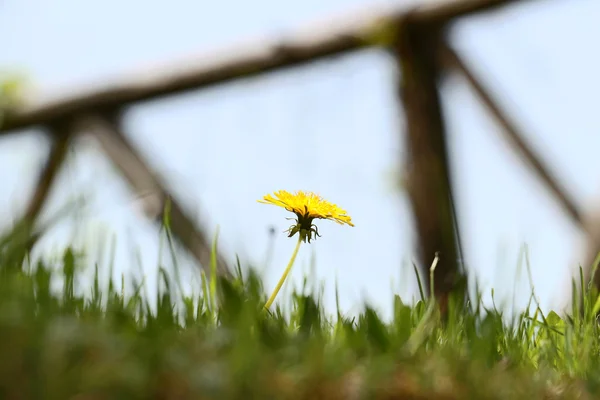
[1,0,599,319]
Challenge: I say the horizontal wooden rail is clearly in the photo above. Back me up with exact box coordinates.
[0,0,525,133]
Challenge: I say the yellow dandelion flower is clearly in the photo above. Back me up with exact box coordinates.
[259,190,354,310]
[258,190,354,243]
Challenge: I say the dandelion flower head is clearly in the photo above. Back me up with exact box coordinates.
[258,190,354,243]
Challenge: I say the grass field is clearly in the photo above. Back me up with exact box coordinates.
[1,217,600,400]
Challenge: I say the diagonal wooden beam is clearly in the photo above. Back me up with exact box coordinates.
[0,0,528,133]
[22,130,72,224]
[73,113,231,278]
[438,42,600,296]
[2,124,73,267]
[439,43,585,229]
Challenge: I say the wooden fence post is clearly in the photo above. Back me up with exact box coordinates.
[394,20,464,313]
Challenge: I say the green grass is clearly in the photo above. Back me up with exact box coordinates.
[1,221,600,399]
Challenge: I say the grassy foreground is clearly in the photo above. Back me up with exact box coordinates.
[1,228,600,399]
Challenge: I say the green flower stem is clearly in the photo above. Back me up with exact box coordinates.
[264,234,303,310]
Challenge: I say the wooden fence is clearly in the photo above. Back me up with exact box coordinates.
[0,0,592,311]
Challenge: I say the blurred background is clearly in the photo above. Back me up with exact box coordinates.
[0,0,598,320]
